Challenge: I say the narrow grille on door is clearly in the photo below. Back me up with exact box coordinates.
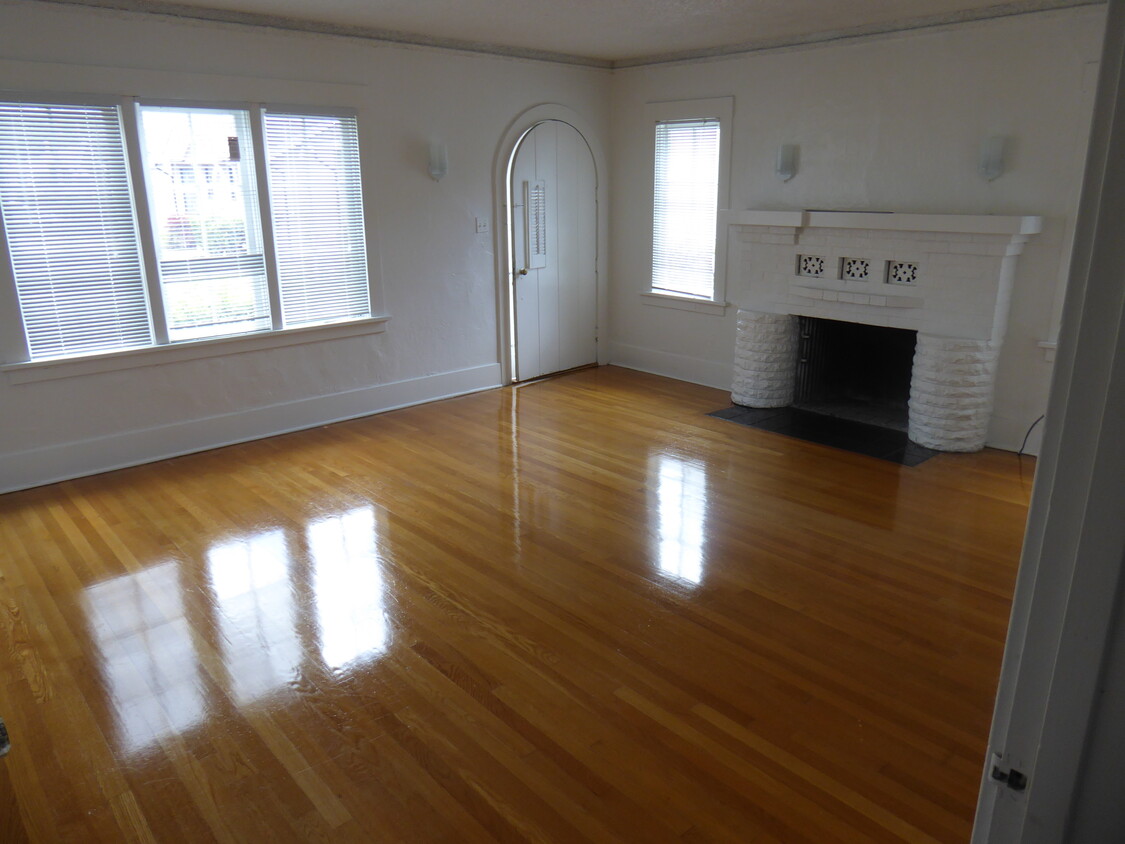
[526,179,547,269]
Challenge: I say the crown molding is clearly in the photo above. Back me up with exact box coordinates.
[28,0,1107,70]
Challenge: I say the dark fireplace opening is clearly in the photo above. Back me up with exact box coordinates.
[794,316,917,432]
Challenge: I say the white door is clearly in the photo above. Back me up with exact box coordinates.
[510,120,597,382]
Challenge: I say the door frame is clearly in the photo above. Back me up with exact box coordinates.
[972,3,1125,839]
[492,104,608,384]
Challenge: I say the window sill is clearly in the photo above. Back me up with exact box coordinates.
[641,292,729,316]
[3,315,391,384]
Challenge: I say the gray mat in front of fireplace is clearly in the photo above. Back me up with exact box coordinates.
[709,405,940,467]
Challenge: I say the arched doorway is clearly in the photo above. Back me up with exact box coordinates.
[496,107,604,383]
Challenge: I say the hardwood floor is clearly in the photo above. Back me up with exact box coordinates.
[0,366,1033,842]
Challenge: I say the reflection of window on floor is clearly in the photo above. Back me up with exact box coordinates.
[208,529,301,704]
[84,562,203,752]
[83,509,392,752]
[310,506,389,670]
[655,454,708,584]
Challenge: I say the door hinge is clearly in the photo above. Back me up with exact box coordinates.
[990,753,1028,792]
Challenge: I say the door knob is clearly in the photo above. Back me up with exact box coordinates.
[518,268,529,276]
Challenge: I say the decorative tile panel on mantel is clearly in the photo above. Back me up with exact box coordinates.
[723,210,1043,451]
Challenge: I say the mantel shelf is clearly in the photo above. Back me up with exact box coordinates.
[722,209,1043,236]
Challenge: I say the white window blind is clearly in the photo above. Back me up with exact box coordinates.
[139,106,270,342]
[0,101,152,360]
[652,118,720,300]
[264,112,369,327]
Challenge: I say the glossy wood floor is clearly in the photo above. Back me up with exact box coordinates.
[0,366,1034,842]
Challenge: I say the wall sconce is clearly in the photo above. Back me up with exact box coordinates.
[979,135,1007,181]
[775,143,798,182]
[428,140,448,182]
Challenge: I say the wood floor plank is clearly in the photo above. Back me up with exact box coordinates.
[0,366,1032,841]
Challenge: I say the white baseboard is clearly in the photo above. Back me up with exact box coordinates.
[609,342,733,391]
[0,363,502,494]
[987,412,1043,456]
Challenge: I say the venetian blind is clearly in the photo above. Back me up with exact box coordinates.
[264,112,370,327]
[652,118,720,300]
[0,101,152,360]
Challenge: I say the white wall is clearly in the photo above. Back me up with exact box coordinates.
[608,7,1105,452]
[0,0,609,491]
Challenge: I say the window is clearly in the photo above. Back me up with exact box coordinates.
[653,119,720,299]
[0,101,153,360]
[264,112,369,328]
[139,106,270,342]
[0,97,372,364]
[646,98,732,309]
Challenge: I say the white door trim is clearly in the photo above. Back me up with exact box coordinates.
[493,104,608,384]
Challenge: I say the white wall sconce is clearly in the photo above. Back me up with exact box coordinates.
[775,143,798,182]
[979,135,1007,181]
[428,140,448,182]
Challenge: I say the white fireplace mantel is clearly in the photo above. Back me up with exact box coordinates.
[724,208,1045,342]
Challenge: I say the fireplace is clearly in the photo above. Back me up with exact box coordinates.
[724,210,1042,451]
[794,317,916,432]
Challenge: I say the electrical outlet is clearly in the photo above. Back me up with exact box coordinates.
[475,217,490,234]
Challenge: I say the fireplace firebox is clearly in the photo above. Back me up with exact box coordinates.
[794,317,917,432]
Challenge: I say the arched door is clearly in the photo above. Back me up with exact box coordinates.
[509,120,597,381]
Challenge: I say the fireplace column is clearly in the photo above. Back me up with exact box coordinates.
[908,335,1000,452]
[732,310,798,408]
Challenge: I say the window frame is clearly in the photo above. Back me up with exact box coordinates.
[643,97,733,315]
[0,93,385,379]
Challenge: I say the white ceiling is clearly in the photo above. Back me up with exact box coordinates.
[51,0,1096,65]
